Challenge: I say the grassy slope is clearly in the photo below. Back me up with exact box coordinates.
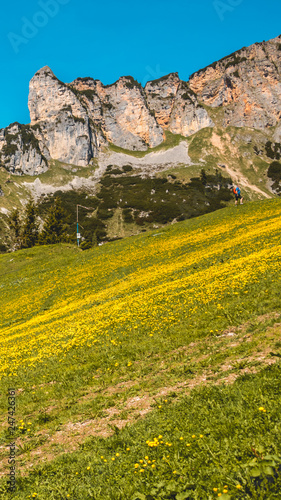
[0,124,277,248]
[108,130,187,158]
[187,124,273,199]
[0,199,281,498]
[107,125,274,201]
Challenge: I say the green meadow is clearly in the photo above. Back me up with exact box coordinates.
[0,199,280,499]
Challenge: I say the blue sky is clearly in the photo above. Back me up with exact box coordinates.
[0,0,281,129]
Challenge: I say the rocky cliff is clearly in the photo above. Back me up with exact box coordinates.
[0,122,48,175]
[1,66,211,173]
[1,34,281,175]
[189,35,281,129]
[144,73,213,135]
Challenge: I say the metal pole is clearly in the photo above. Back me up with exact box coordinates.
[76,205,94,247]
[77,205,79,247]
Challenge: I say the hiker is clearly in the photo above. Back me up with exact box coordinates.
[233,185,243,205]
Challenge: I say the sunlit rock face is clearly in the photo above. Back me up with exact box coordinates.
[28,66,96,166]
[189,36,281,129]
[2,35,281,175]
[0,122,48,175]
[145,73,213,135]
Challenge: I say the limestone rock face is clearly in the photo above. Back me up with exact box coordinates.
[189,36,281,129]
[273,121,281,142]
[0,123,48,175]
[70,76,164,151]
[145,73,181,128]
[3,34,281,177]
[98,77,164,150]
[144,74,213,135]
[29,67,98,166]
[169,81,214,135]
[70,73,213,148]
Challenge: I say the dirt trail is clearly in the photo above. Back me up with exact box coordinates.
[0,313,279,477]
[211,132,271,199]
[223,163,271,198]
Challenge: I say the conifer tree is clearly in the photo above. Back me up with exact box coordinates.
[200,169,207,186]
[8,208,21,248]
[21,200,39,248]
[39,198,68,244]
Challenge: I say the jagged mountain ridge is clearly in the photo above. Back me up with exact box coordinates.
[27,68,212,167]
[1,34,281,175]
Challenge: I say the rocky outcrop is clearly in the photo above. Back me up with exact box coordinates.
[29,69,165,158]
[29,67,99,166]
[145,73,181,128]
[145,73,213,134]
[27,67,214,167]
[69,76,164,150]
[273,121,281,142]
[189,36,281,129]
[169,81,214,135]
[2,34,281,176]
[0,122,48,175]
